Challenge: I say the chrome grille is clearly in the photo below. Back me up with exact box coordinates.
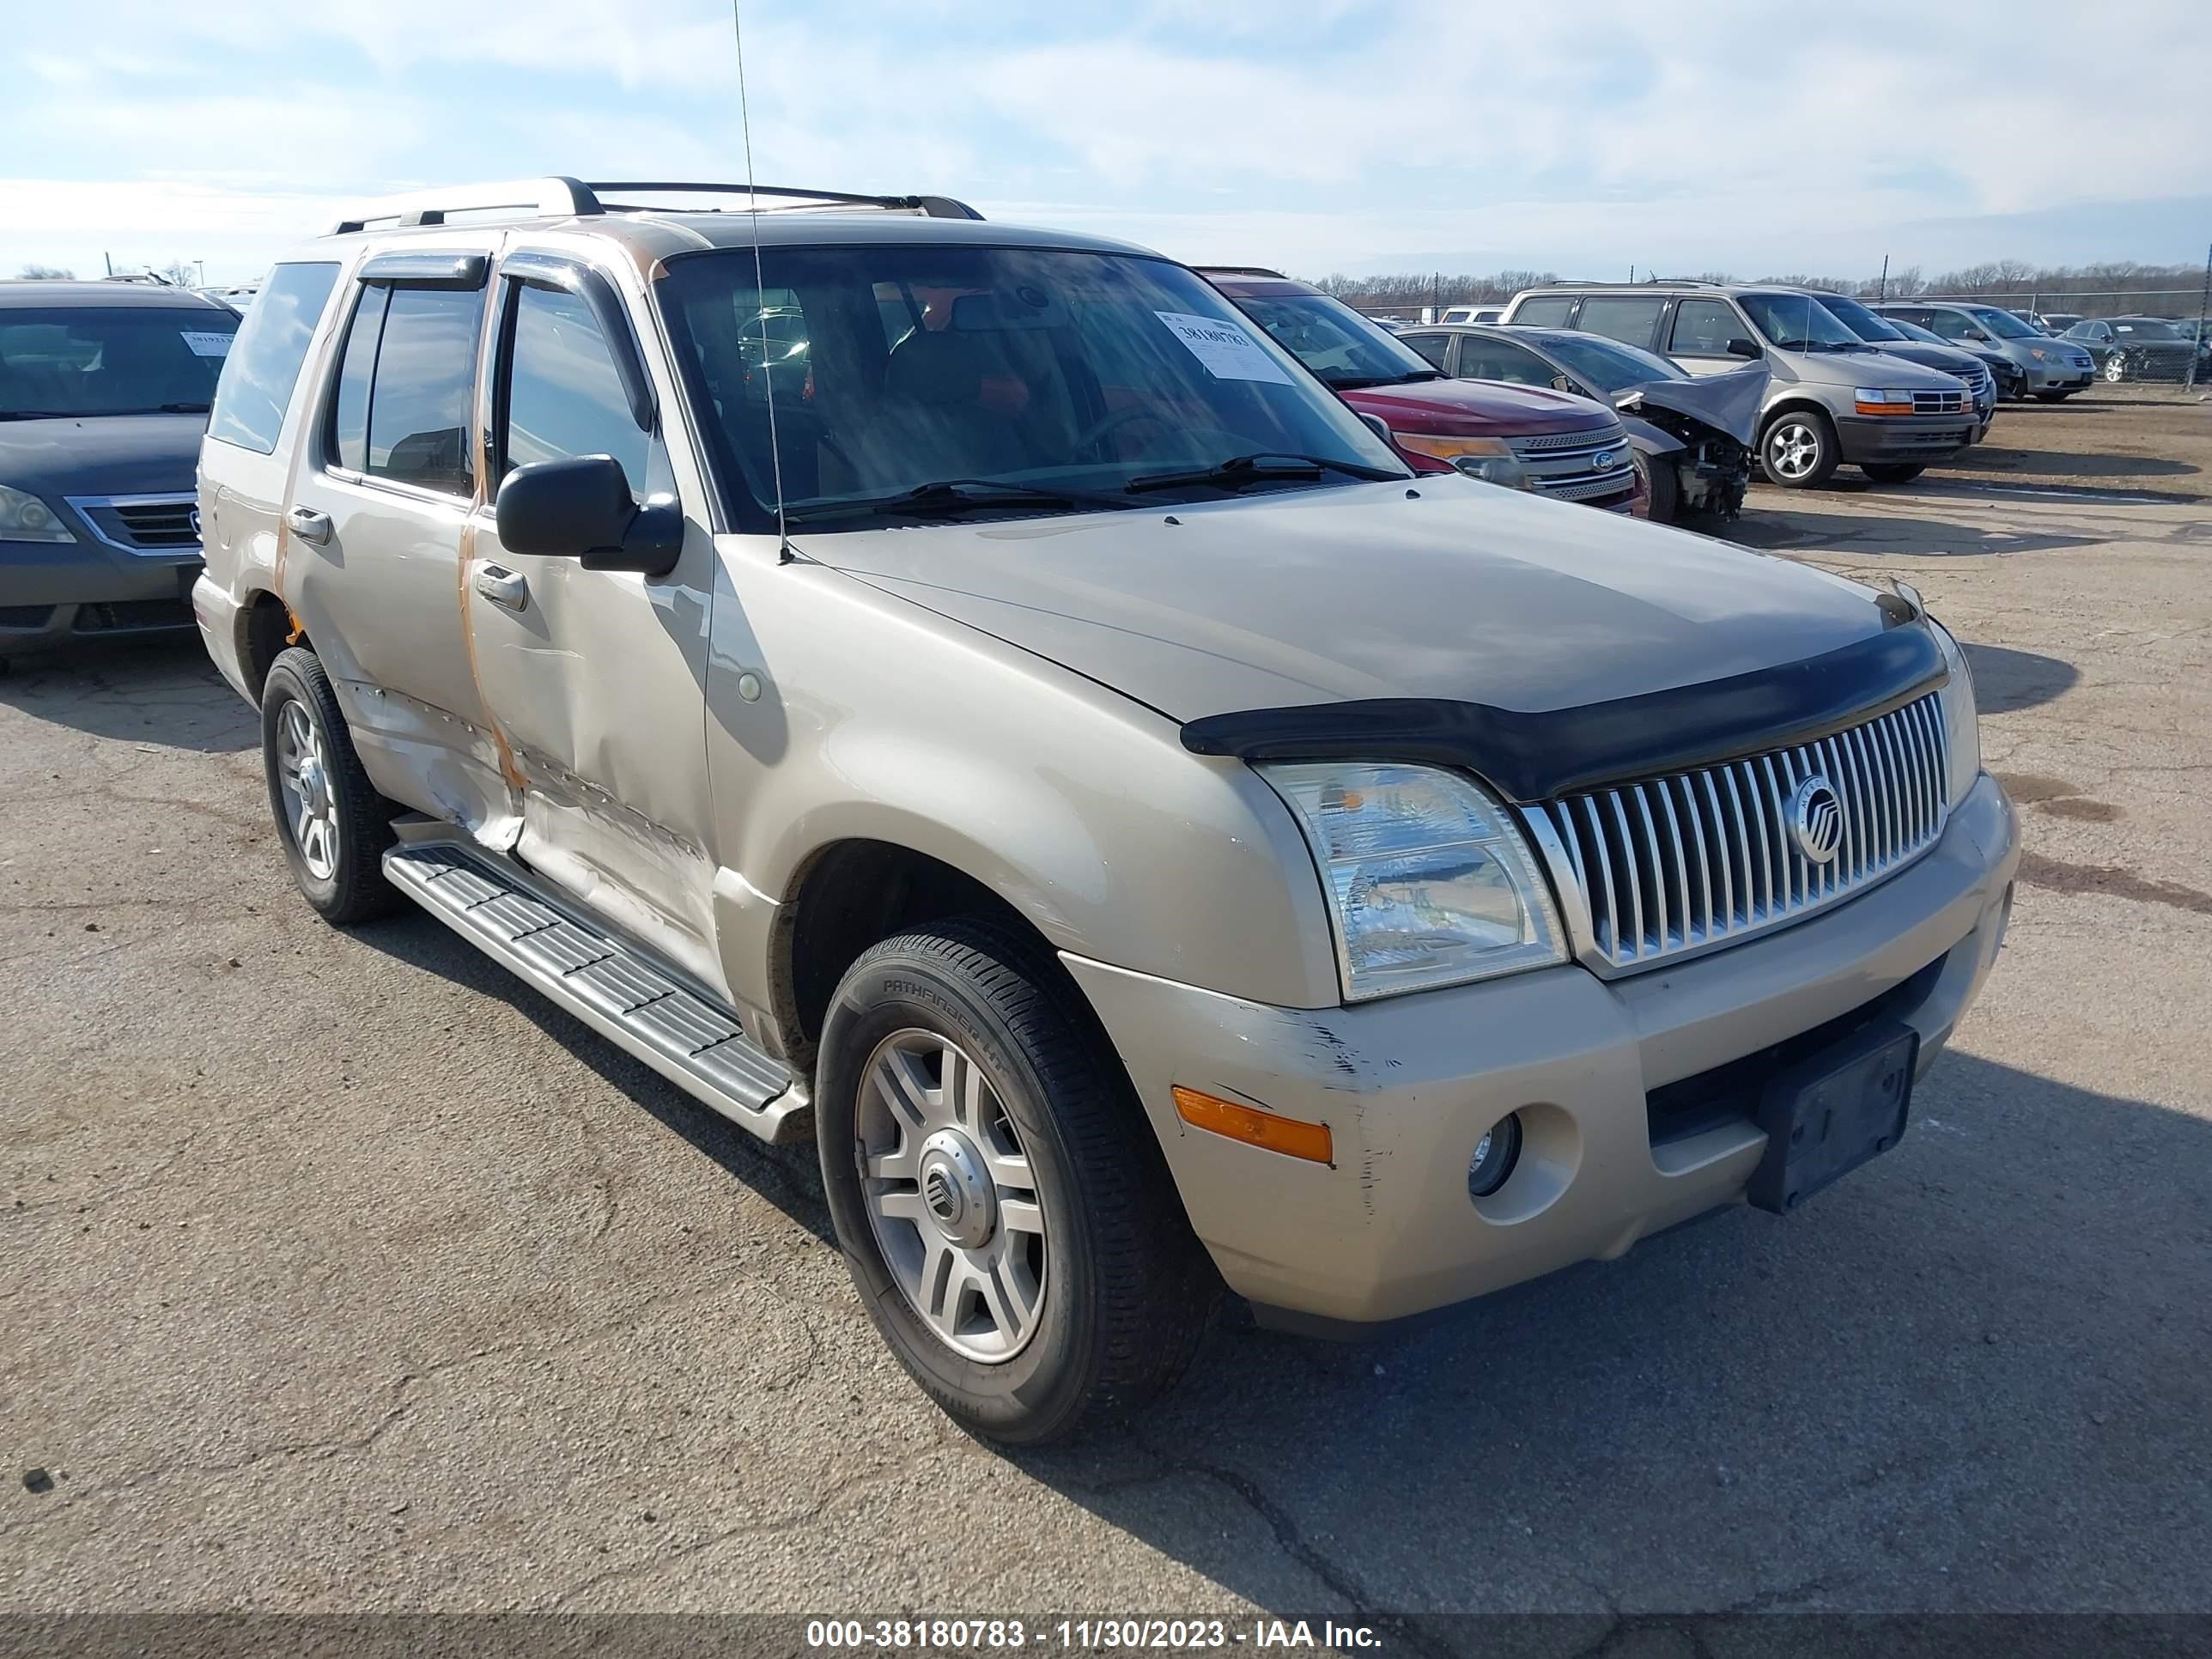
[1525,692,1948,973]
[64,493,201,556]
[1507,422,1636,505]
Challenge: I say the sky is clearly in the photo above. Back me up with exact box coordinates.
[4,0,2209,289]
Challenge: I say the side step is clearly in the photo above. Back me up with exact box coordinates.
[383,841,810,1146]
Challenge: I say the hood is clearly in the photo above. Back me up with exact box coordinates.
[1337,377,1616,437]
[1615,365,1769,447]
[1870,341,1981,377]
[799,476,1890,723]
[0,414,206,497]
[1787,347,1969,390]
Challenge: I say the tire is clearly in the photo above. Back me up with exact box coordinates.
[816,919,1217,1444]
[259,646,404,924]
[2103,355,2128,384]
[1862,463,1925,483]
[1633,451,1680,524]
[1759,408,1839,489]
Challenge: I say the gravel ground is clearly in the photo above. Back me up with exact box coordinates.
[2,401,2208,1629]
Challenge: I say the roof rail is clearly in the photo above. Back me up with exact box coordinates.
[325,176,984,235]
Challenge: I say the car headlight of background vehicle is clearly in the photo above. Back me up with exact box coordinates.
[0,483,77,544]
[1929,621,1982,806]
[1852,389,1921,416]
[1261,763,1565,1000]
[1390,433,1534,489]
[2027,345,2050,362]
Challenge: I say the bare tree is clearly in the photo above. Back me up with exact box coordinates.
[16,263,75,280]
[157,259,198,287]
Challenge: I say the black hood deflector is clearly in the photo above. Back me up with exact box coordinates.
[1180,620,1946,804]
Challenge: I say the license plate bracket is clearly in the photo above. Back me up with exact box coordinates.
[1747,1021,1917,1214]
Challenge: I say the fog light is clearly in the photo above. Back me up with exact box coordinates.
[1468,1113,1523,1198]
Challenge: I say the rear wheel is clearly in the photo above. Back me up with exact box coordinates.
[1862,463,1925,483]
[260,647,403,923]
[1759,409,1838,489]
[816,920,1217,1444]
[2103,355,2128,384]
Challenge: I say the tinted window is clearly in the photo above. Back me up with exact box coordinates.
[1740,292,1858,349]
[328,285,389,475]
[1668,299,1744,356]
[207,262,338,451]
[364,288,483,494]
[1543,332,1689,392]
[1231,292,1438,389]
[1510,295,1575,327]
[1455,336,1553,385]
[1400,331,1451,368]
[2,306,240,422]
[1815,292,1905,343]
[1574,296,1665,349]
[501,283,652,492]
[658,246,1403,532]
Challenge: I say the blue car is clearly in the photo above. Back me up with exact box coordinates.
[1,280,240,664]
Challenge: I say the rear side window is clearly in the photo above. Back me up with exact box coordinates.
[208,262,340,453]
[1456,336,1554,385]
[1400,331,1450,368]
[326,284,483,495]
[500,283,653,494]
[1510,295,1575,327]
[1575,297,1665,349]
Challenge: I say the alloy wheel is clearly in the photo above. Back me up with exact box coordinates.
[274,698,339,881]
[1765,420,1822,482]
[855,1029,1048,1362]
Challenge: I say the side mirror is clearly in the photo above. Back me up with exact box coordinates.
[1551,374,1576,392]
[1964,328,1989,342]
[1726,337,1762,360]
[495,456,683,577]
[1357,410,1395,445]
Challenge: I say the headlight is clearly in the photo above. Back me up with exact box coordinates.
[1929,621,1981,806]
[2027,346,2049,362]
[1853,389,1918,416]
[1261,763,1565,1000]
[1391,432,1534,489]
[0,483,76,544]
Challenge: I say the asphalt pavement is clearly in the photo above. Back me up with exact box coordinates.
[2,469,2207,1626]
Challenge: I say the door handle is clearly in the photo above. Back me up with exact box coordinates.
[474,564,530,612]
[285,505,332,545]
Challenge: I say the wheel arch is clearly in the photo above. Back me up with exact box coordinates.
[235,587,308,702]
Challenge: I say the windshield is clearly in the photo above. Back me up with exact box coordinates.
[2112,319,2183,340]
[0,307,237,418]
[657,246,1406,531]
[1967,307,2039,340]
[1813,293,1906,343]
[1540,331,1688,392]
[1883,316,1950,348]
[1229,290,1440,390]
[1738,292,1862,350]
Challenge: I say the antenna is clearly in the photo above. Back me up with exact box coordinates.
[732,0,789,556]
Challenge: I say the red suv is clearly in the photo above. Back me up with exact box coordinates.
[1200,269,1640,513]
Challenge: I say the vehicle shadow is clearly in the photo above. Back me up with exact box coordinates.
[0,635,253,755]
[1943,445,2197,484]
[349,908,836,1248]
[1725,509,2100,558]
[1960,641,2080,713]
[1006,1051,2212,1616]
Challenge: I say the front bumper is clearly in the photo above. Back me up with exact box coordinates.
[1066,772,2018,1327]
[0,536,202,653]
[1833,414,1973,465]
[2027,360,2094,391]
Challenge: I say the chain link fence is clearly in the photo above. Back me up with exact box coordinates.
[1929,289,2210,390]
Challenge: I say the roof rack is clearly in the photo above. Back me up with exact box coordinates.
[326,177,984,235]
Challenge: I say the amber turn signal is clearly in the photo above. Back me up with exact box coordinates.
[1171,1086,1333,1165]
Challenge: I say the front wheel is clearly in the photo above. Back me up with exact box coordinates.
[1862,463,1925,483]
[816,921,1217,1444]
[1632,451,1680,524]
[260,647,403,923]
[1759,410,1839,489]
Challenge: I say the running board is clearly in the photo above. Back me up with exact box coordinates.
[383,841,810,1146]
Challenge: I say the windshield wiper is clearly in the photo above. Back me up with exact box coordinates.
[1330,370,1445,390]
[783,477,1132,525]
[1125,452,1402,495]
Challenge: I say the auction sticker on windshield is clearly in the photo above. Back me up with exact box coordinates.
[180,331,234,357]
[1154,312,1293,385]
